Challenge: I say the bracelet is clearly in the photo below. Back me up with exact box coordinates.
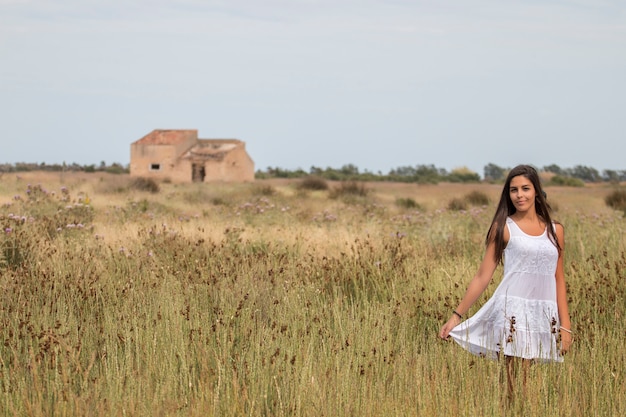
[453,310,463,320]
[559,326,572,334]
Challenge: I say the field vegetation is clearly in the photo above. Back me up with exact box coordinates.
[0,172,624,416]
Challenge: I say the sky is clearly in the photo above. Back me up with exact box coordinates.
[1,0,625,177]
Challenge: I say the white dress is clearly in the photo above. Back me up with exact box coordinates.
[448,217,563,362]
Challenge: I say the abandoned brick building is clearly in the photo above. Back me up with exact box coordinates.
[130,129,254,183]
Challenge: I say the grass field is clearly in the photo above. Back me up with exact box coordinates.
[0,172,624,416]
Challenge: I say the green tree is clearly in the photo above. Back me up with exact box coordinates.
[543,164,564,175]
[570,165,600,182]
[483,163,506,181]
[340,164,360,176]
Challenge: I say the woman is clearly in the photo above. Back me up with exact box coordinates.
[438,164,572,401]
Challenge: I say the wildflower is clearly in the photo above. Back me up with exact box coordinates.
[4,227,12,234]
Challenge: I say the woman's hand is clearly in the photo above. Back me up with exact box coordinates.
[439,315,461,340]
[560,329,573,355]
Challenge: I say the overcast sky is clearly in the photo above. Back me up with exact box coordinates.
[1,0,625,176]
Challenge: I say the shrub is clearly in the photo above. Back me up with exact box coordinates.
[447,197,468,211]
[18,184,94,236]
[464,190,490,206]
[548,175,585,187]
[447,168,481,183]
[253,185,276,196]
[130,177,160,193]
[329,181,370,199]
[605,189,626,214]
[0,220,34,270]
[1,185,94,269]
[298,176,329,191]
[395,197,423,210]
[104,164,128,174]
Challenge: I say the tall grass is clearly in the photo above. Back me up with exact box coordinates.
[0,174,624,416]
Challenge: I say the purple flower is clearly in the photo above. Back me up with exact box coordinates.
[5,227,12,234]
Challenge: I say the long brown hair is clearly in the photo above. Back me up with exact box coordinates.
[486,164,560,264]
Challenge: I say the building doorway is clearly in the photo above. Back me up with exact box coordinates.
[192,163,206,182]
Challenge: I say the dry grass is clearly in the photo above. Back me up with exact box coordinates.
[0,172,624,416]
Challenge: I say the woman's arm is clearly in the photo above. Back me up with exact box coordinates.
[554,223,572,353]
[438,239,500,339]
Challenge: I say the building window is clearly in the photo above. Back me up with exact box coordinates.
[150,163,161,171]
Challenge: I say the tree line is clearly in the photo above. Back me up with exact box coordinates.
[1,161,624,184]
[257,163,626,185]
[0,162,128,175]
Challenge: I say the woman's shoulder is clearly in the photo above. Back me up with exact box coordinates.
[549,219,565,247]
[550,219,564,231]
[488,217,511,234]
[489,218,511,243]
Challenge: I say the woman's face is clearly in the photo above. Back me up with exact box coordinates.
[509,175,536,213]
